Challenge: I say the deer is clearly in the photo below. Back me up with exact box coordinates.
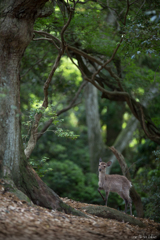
[98,158,132,215]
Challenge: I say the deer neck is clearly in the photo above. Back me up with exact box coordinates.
[98,171,106,187]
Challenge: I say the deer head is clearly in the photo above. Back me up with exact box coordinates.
[98,159,112,172]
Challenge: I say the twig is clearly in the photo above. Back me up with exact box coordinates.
[42,6,74,109]
[33,37,60,50]
[37,81,87,140]
[60,8,73,51]
[34,30,140,123]
[123,0,130,25]
[25,6,75,159]
[129,0,139,6]
[67,45,125,90]
[34,30,61,45]
[139,105,152,138]
[57,82,87,115]
[133,0,146,21]
[104,4,125,26]
[43,52,63,109]
[21,53,48,78]
[91,37,123,85]
[65,47,88,80]
[33,29,143,125]
[34,30,124,89]
[98,0,130,68]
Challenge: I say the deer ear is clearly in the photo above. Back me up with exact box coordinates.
[99,158,102,163]
[106,161,112,167]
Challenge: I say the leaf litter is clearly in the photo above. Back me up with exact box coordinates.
[0,185,160,240]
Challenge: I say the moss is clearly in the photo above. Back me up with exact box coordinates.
[10,189,33,204]
[58,200,88,217]
[83,205,146,228]
[2,179,33,204]
[19,159,39,197]
[18,137,39,194]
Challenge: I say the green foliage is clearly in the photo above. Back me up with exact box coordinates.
[33,158,128,209]
[70,5,116,56]
[55,128,79,139]
[130,140,160,221]
[29,156,52,178]
[42,159,101,203]
[149,95,160,128]
[19,0,160,221]
[31,106,90,172]
[57,57,82,86]
[143,150,160,222]
[123,58,156,96]
[21,100,79,145]
[121,1,160,56]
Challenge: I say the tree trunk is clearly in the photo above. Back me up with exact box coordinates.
[0,0,86,216]
[106,102,125,146]
[0,0,33,182]
[106,115,139,173]
[84,82,105,173]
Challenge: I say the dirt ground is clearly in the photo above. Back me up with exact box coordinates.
[0,187,160,240]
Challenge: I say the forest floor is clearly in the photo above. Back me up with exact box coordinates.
[0,188,160,240]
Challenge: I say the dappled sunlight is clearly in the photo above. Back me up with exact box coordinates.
[69,111,78,127]
[57,57,82,86]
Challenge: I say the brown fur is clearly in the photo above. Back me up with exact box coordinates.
[98,160,132,215]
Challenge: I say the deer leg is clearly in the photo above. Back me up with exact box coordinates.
[129,202,132,215]
[120,192,130,214]
[125,196,132,215]
[105,191,109,206]
[129,198,132,215]
[98,188,105,201]
[124,199,128,213]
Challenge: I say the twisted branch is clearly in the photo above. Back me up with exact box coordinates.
[25,4,76,159]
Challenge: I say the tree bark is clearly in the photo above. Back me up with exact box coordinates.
[106,84,159,173]
[82,205,146,228]
[106,102,125,146]
[0,0,37,182]
[0,0,86,215]
[84,82,105,173]
[69,49,160,145]
[105,115,139,172]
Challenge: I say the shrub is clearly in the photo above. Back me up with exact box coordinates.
[42,160,101,203]
[143,150,160,222]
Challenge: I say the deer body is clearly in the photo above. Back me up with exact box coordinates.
[98,159,132,215]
